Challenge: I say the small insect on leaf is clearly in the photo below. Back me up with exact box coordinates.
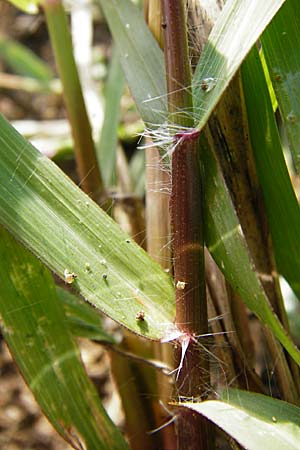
[136,311,145,321]
[64,269,77,284]
[200,77,217,92]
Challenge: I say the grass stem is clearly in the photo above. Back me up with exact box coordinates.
[161,1,213,447]
[42,0,105,204]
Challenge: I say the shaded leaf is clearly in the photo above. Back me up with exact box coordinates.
[241,46,300,296]
[202,132,300,365]
[57,287,116,343]
[0,227,129,450]
[0,35,54,82]
[129,149,146,197]
[261,0,300,172]
[97,0,167,127]
[97,47,125,187]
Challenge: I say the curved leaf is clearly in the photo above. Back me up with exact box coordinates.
[0,227,129,450]
[192,0,286,131]
[202,132,300,365]
[181,389,300,450]
[0,114,175,340]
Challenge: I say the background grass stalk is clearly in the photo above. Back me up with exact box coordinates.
[144,3,176,447]
[109,186,162,450]
[161,1,212,448]
[42,0,105,203]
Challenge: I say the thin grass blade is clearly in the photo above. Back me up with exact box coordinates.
[202,132,300,365]
[129,149,146,197]
[241,46,300,296]
[0,35,54,82]
[97,0,167,127]
[97,47,125,187]
[261,0,300,172]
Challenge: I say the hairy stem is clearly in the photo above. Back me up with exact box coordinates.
[171,132,212,449]
[171,133,206,337]
[161,1,212,448]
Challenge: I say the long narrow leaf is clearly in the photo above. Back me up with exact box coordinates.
[0,114,175,340]
[97,0,167,127]
[241,46,300,296]
[97,47,125,187]
[261,0,300,172]
[192,0,286,131]
[0,227,129,450]
[0,35,54,82]
[5,0,39,14]
[202,132,300,365]
[181,389,300,450]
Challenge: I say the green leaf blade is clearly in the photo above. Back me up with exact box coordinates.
[5,0,39,14]
[58,287,116,343]
[181,389,300,450]
[261,0,300,172]
[0,36,54,82]
[97,0,167,127]
[202,132,300,365]
[0,114,175,340]
[98,47,125,187]
[193,0,286,132]
[0,227,129,450]
[241,46,300,296]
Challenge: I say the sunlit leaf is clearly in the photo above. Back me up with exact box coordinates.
[5,0,39,14]
[181,389,300,450]
[193,0,286,131]
[0,114,175,340]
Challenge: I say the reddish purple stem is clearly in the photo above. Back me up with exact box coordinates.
[175,129,200,142]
